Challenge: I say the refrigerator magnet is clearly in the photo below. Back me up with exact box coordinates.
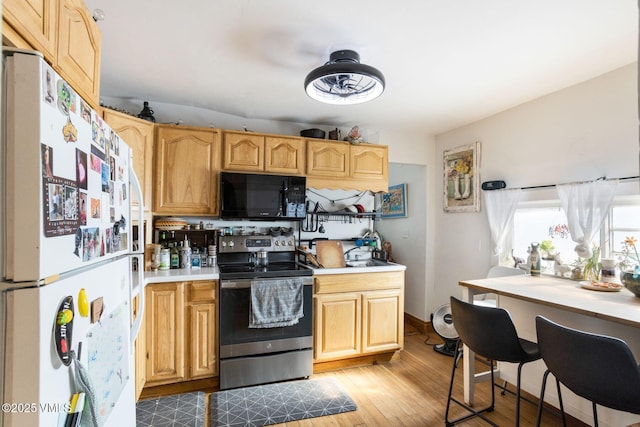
[54,296,74,366]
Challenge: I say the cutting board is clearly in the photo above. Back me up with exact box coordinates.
[316,240,346,268]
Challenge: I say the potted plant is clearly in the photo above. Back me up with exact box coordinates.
[579,244,601,281]
[540,240,556,260]
[618,236,640,297]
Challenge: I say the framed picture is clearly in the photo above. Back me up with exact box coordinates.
[382,183,408,218]
[443,142,481,212]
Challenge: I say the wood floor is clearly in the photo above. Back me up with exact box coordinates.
[272,327,588,427]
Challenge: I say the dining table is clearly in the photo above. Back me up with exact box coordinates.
[458,274,640,426]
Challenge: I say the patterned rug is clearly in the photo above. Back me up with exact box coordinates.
[136,391,205,427]
[210,377,358,427]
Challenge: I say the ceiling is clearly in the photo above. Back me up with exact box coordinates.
[85,0,638,135]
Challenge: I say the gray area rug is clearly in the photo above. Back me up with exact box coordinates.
[210,377,358,427]
[136,391,205,427]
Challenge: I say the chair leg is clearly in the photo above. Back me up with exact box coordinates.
[592,401,599,427]
[555,378,567,427]
[536,370,550,427]
[515,362,525,427]
[444,341,498,427]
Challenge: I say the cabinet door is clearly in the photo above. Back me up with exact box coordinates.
[145,282,185,385]
[2,0,58,60]
[132,294,146,400]
[56,0,101,108]
[350,145,388,180]
[362,289,403,353]
[264,136,305,175]
[222,132,264,171]
[154,126,220,215]
[306,140,349,178]
[314,293,361,361]
[188,302,217,379]
[103,110,154,211]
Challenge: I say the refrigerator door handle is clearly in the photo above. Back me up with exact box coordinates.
[129,164,145,349]
[129,164,144,255]
[130,257,145,349]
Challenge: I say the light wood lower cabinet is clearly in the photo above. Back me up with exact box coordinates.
[145,282,185,385]
[132,294,146,400]
[314,272,404,362]
[144,280,217,387]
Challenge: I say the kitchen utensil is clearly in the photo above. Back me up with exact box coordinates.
[328,128,341,140]
[300,128,325,139]
[301,201,319,232]
[315,240,346,268]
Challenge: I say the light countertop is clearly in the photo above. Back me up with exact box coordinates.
[144,267,220,283]
[139,262,405,284]
[308,262,406,275]
[459,274,640,328]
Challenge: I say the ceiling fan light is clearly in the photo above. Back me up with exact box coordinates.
[304,50,385,105]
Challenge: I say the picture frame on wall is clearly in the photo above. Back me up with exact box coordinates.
[443,141,481,213]
[382,183,408,218]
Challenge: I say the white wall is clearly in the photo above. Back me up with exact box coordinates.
[433,62,639,314]
[376,163,428,321]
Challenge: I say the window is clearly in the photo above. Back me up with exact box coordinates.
[511,198,640,275]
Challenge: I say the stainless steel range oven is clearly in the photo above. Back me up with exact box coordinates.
[217,231,313,390]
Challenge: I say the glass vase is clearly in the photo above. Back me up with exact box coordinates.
[620,270,640,297]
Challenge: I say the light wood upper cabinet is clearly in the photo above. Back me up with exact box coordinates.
[103,109,154,212]
[145,282,185,385]
[307,140,388,192]
[306,140,349,178]
[350,144,388,181]
[223,131,305,175]
[2,0,58,59]
[2,0,101,108]
[264,136,305,175]
[56,0,101,108]
[222,132,264,171]
[154,125,220,216]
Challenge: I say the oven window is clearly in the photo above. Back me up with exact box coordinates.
[219,285,312,346]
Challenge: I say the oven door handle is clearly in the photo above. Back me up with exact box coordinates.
[221,276,314,289]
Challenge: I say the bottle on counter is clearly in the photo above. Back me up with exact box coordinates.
[169,238,179,269]
[159,248,170,270]
[159,231,168,248]
[180,235,191,269]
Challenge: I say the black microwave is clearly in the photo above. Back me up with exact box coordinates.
[220,172,306,220]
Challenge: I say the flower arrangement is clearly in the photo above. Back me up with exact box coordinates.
[454,154,474,177]
[618,236,640,278]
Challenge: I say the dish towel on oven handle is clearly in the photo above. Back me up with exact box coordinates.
[249,278,304,328]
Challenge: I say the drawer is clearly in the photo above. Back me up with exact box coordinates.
[188,280,216,303]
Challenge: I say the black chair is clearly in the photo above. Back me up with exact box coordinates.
[445,296,541,427]
[535,316,640,427]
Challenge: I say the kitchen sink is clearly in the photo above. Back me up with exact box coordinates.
[345,259,389,268]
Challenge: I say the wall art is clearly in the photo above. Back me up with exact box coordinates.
[443,141,481,212]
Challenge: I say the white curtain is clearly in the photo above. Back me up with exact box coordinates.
[483,189,522,256]
[556,179,618,258]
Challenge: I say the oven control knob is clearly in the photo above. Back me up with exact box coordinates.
[221,241,227,247]
[287,240,293,246]
[228,241,234,247]
[274,240,280,246]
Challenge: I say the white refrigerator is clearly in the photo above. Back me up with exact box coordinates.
[1,50,144,427]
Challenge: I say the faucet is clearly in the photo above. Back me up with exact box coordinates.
[343,246,369,260]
